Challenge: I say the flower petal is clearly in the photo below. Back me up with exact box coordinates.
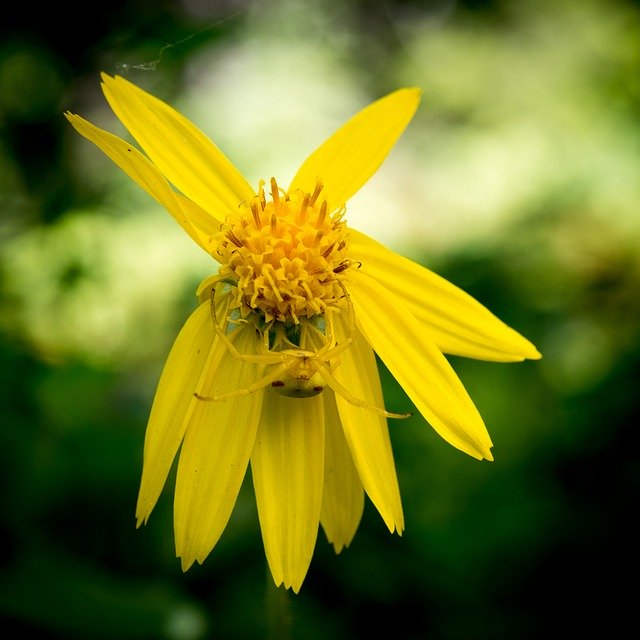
[332,316,404,533]
[320,391,364,553]
[348,270,494,461]
[136,301,215,525]
[289,88,421,207]
[175,193,223,241]
[350,229,542,362]
[251,393,325,594]
[174,323,264,570]
[100,73,255,218]
[65,112,211,252]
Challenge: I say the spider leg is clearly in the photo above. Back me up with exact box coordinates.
[195,358,298,402]
[209,285,295,365]
[315,280,357,360]
[315,361,412,419]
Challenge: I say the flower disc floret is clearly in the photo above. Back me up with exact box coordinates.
[213,178,351,323]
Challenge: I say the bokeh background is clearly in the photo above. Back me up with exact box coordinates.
[1,0,638,638]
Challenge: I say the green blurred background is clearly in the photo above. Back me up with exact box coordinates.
[1,0,638,638]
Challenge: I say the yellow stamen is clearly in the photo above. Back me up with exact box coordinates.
[309,181,323,207]
[250,202,262,228]
[225,230,242,248]
[317,200,327,227]
[297,194,310,225]
[270,177,280,207]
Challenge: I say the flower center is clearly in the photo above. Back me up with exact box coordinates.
[212,178,352,324]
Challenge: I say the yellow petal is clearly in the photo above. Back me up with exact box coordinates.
[350,229,542,362]
[65,112,211,252]
[174,323,264,570]
[320,391,364,553]
[251,393,325,594]
[348,270,494,461]
[175,193,223,241]
[332,316,404,533]
[100,73,255,218]
[289,88,421,207]
[136,301,214,525]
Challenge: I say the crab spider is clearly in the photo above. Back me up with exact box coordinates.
[194,280,411,420]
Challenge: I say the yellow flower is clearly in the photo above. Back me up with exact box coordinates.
[66,74,541,593]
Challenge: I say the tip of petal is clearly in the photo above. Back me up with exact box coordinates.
[455,431,494,461]
[383,517,405,536]
[179,555,196,572]
[100,71,115,84]
[331,542,346,554]
[135,501,153,528]
[286,579,303,595]
[328,535,357,555]
[269,569,307,595]
[64,112,85,128]
[468,443,494,461]
[268,572,301,594]
[389,87,422,118]
[514,336,542,361]
[403,86,423,102]
[529,346,543,360]
[100,72,133,96]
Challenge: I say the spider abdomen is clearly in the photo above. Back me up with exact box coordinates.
[269,360,325,398]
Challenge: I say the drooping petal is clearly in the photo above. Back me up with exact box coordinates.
[320,391,365,553]
[348,270,494,461]
[100,73,255,218]
[331,315,404,533]
[350,230,542,362]
[289,88,421,207]
[251,393,325,593]
[136,301,215,525]
[174,323,264,570]
[65,113,211,252]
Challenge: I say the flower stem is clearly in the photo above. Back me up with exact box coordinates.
[265,566,292,640]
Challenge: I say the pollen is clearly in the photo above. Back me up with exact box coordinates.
[212,178,353,323]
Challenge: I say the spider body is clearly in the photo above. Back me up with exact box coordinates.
[193,277,410,420]
[269,354,325,398]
